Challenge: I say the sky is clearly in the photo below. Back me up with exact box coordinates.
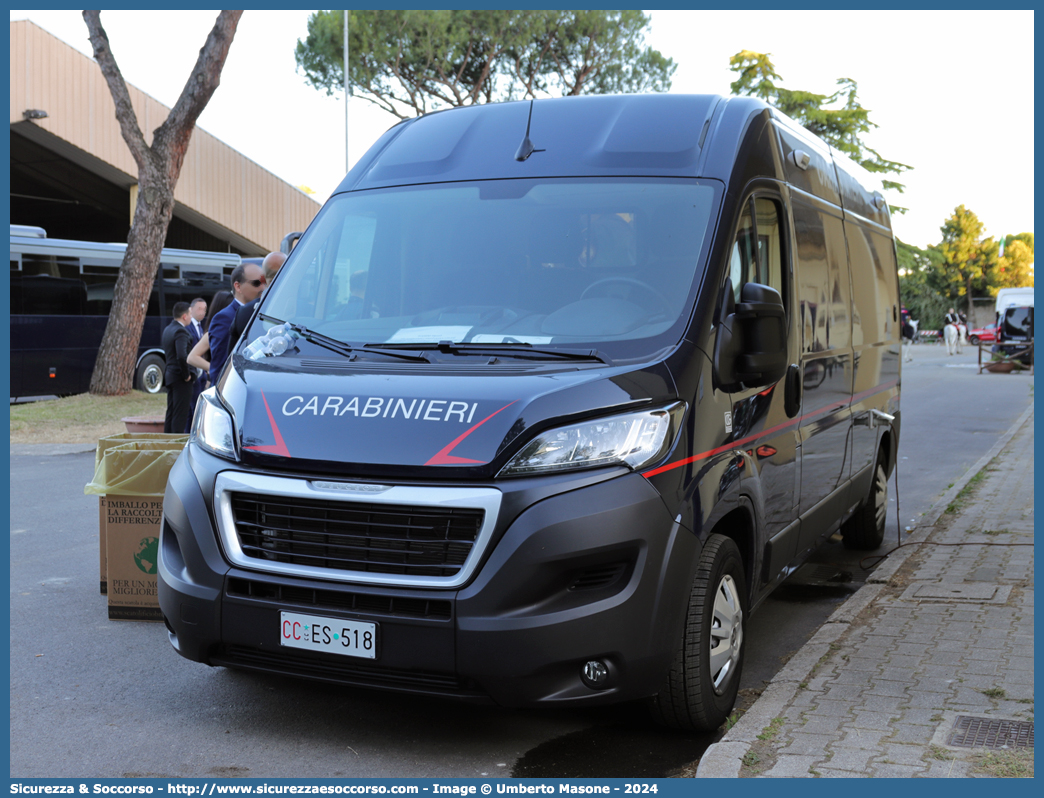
[8,9,1035,251]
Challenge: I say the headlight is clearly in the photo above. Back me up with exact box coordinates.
[499,403,684,477]
[190,388,238,461]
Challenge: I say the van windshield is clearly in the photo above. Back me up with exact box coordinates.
[261,178,719,362]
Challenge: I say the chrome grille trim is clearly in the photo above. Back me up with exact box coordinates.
[214,472,501,588]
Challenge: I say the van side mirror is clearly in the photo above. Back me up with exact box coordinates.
[714,281,788,390]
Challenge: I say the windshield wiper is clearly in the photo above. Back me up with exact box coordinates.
[365,340,612,365]
[255,315,431,363]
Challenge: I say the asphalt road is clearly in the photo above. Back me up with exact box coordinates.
[9,343,1033,778]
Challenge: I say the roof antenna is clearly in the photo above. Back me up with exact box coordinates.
[514,100,544,162]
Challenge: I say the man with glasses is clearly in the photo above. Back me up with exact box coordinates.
[228,251,287,344]
[207,260,265,385]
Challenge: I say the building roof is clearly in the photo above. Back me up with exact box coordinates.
[9,19,320,255]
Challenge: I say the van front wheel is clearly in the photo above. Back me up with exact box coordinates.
[650,534,746,732]
[842,458,888,550]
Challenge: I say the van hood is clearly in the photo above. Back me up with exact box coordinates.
[220,356,676,478]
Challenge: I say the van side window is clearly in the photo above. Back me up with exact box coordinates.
[729,197,787,315]
[729,203,757,300]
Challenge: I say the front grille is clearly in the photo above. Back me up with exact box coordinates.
[227,577,452,619]
[213,645,481,697]
[230,492,484,578]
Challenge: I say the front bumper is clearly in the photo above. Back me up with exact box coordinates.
[158,445,699,707]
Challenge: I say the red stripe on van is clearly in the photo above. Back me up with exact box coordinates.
[425,401,518,466]
[642,379,898,479]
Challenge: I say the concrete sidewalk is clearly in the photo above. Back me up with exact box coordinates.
[697,406,1034,778]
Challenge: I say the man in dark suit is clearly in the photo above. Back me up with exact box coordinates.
[162,302,195,434]
[208,260,265,385]
[185,297,207,432]
[229,251,287,344]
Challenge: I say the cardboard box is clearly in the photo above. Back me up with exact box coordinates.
[90,433,187,595]
[104,494,165,621]
[86,438,186,619]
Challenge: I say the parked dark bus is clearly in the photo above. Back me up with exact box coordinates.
[9,225,242,398]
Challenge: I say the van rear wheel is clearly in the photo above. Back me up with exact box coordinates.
[650,534,746,732]
[842,457,888,550]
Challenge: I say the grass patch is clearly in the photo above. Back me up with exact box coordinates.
[971,749,1034,778]
[757,717,785,741]
[926,745,953,761]
[10,392,167,445]
[946,469,987,514]
[980,686,1006,699]
[983,529,1010,536]
[740,750,761,773]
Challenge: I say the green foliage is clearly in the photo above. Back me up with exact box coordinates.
[928,205,1003,311]
[728,50,911,201]
[911,207,1034,311]
[898,239,948,329]
[994,234,1035,290]
[296,10,675,119]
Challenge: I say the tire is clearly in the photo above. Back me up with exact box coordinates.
[970,335,980,345]
[135,354,165,394]
[650,534,747,732]
[842,457,888,550]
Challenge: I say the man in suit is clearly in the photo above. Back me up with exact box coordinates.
[162,302,195,434]
[229,251,287,344]
[208,260,265,386]
[185,296,207,433]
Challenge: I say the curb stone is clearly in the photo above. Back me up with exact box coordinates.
[695,403,1034,778]
[10,443,97,456]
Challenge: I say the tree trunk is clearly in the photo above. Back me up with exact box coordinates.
[84,10,242,396]
[88,162,176,395]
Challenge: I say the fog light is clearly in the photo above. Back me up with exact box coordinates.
[580,660,610,689]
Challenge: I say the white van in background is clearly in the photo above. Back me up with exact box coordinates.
[995,287,1034,316]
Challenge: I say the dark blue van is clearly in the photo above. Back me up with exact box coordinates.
[159,94,902,731]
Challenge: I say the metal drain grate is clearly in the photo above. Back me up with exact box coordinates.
[947,716,1034,749]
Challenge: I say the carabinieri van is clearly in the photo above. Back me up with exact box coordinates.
[159,94,902,731]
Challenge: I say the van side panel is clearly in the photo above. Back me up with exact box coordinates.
[775,122,841,207]
[792,190,854,551]
[846,218,902,482]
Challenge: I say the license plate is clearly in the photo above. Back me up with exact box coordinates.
[280,611,377,659]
